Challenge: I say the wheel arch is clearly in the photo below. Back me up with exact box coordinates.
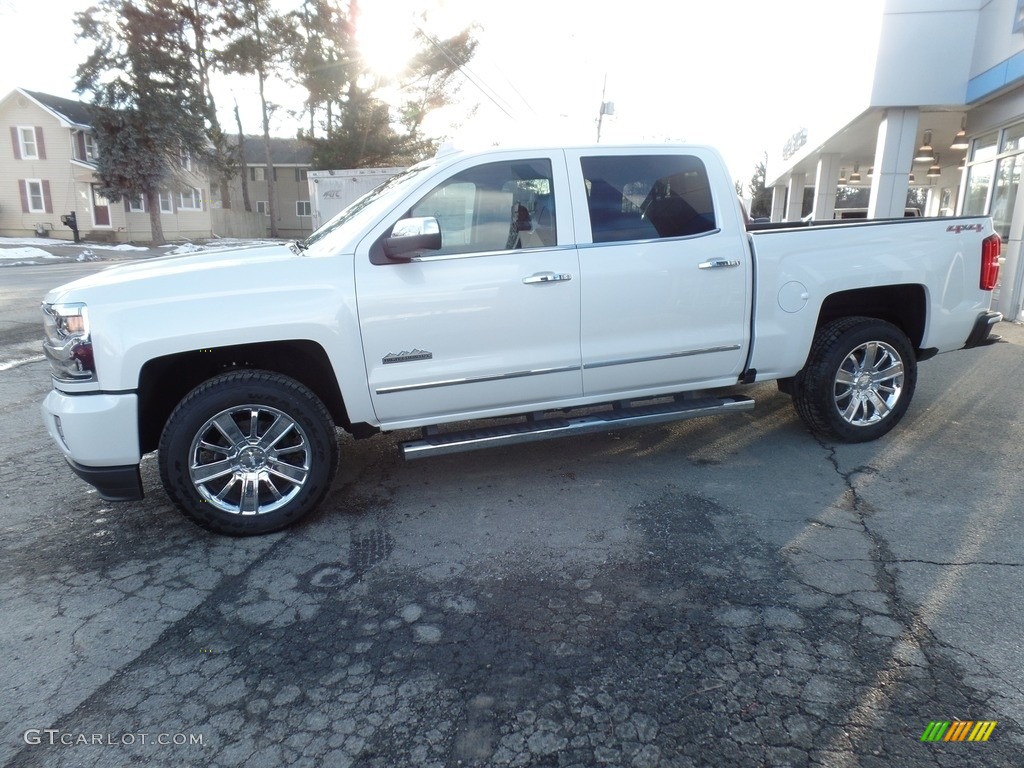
[816,284,926,352]
[138,340,349,454]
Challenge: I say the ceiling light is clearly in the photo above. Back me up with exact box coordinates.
[950,117,969,151]
[849,162,861,183]
[927,153,942,177]
[915,130,935,163]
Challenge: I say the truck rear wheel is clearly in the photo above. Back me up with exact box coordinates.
[792,317,917,443]
[158,370,339,535]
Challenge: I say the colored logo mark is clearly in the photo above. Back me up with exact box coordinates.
[921,721,997,742]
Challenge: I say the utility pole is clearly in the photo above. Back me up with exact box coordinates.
[596,74,614,142]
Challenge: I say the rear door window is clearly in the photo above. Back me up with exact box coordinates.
[581,155,716,243]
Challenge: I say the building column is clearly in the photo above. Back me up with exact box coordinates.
[770,185,787,222]
[868,107,919,219]
[785,173,806,222]
[812,154,841,221]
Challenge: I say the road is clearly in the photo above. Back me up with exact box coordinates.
[2,260,1023,766]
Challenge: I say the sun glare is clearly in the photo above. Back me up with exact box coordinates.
[357,1,417,80]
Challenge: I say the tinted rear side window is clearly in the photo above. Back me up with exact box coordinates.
[581,155,716,243]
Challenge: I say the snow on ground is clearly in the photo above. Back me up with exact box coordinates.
[0,247,61,260]
[0,237,92,248]
[0,236,288,267]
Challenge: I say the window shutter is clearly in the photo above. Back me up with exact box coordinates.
[10,127,21,159]
[249,167,255,181]
[76,132,87,161]
[18,180,28,212]
[42,180,52,213]
[35,127,46,160]
[123,196,131,213]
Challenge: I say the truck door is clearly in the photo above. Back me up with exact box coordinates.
[354,152,582,425]
[564,149,750,397]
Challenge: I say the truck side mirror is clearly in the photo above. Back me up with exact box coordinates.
[382,217,442,260]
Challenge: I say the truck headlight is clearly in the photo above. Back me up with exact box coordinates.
[42,302,96,382]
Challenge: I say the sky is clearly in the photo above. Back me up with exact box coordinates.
[0,0,885,185]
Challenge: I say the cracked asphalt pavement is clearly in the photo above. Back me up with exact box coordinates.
[2,262,1024,766]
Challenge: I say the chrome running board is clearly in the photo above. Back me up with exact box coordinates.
[400,394,754,460]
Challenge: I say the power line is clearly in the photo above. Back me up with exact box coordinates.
[411,23,521,121]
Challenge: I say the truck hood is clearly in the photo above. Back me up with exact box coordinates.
[43,243,301,304]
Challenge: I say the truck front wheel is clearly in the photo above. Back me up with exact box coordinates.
[158,370,339,535]
[792,317,917,443]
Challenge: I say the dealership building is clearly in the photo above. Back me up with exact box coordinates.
[767,0,1024,322]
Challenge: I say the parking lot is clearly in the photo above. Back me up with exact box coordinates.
[2,257,1024,767]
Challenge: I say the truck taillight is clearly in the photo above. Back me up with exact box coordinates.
[981,234,1001,291]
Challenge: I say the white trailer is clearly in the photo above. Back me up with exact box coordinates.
[307,167,406,231]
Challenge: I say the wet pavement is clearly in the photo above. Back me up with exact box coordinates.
[1,258,1023,766]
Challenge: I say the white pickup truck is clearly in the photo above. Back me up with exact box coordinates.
[41,144,1003,535]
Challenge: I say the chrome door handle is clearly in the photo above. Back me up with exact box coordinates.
[522,272,572,284]
[698,259,741,269]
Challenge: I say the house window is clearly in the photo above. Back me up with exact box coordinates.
[178,187,202,210]
[18,127,38,159]
[249,167,278,181]
[257,200,270,216]
[180,150,192,172]
[128,194,145,212]
[296,200,311,217]
[84,133,98,162]
[295,168,308,182]
[159,191,174,213]
[25,179,45,212]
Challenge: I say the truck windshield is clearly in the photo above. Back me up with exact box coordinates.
[302,164,434,253]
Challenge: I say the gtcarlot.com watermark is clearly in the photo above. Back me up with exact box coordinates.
[24,729,204,747]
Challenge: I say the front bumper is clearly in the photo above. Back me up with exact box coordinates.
[42,388,143,500]
[963,311,1003,349]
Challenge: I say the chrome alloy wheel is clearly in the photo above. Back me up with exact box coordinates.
[188,404,312,515]
[833,340,905,427]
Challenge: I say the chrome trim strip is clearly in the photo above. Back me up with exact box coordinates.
[376,365,580,395]
[584,345,741,370]
[576,228,721,249]
[409,244,576,263]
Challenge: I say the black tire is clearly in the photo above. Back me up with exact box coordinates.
[158,370,339,536]
[792,316,917,443]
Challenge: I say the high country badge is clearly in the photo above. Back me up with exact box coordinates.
[382,349,433,364]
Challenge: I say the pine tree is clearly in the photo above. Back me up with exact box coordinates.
[292,0,478,169]
[216,0,299,238]
[180,0,236,207]
[75,0,209,245]
[747,154,774,220]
